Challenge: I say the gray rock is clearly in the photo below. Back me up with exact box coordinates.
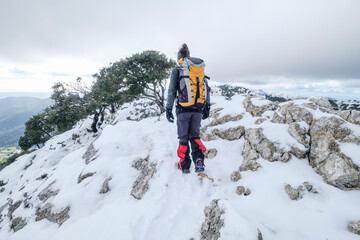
[290,147,308,159]
[236,186,245,195]
[230,171,241,182]
[240,141,261,172]
[36,203,70,226]
[0,180,8,187]
[301,102,317,110]
[82,143,98,164]
[38,181,60,202]
[309,117,360,190]
[78,172,96,184]
[36,173,48,180]
[7,200,22,220]
[255,118,267,125]
[11,217,27,232]
[348,111,360,125]
[0,187,4,193]
[131,156,157,200]
[244,188,251,196]
[303,181,318,194]
[279,103,313,125]
[244,128,279,162]
[205,148,217,159]
[202,126,245,141]
[288,123,309,148]
[285,184,301,200]
[243,96,277,117]
[348,221,360,235]
[209,114,243,127]
[309,97,332,109]
[272,112,286,124]
[99,177,112,194]
[201,200,225,240]
[281,152,291,163]
[257,229,263,240]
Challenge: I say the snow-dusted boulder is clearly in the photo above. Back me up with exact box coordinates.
[200,200,224,240]
[278,102,313,125]
[309,117,360,190]
[243,96,277,117]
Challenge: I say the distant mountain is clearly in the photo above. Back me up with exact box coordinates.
[0,97,53,147]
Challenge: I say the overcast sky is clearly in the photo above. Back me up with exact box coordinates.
[0,0,359,100]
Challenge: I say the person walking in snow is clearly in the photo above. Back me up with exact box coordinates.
[166,43,211,174]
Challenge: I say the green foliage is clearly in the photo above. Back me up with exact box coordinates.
[18,50,175,152]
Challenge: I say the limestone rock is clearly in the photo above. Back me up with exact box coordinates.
[131,156,157,200]
[99,177,112,194]
[230,171,241,182]
[244,128,279,162]
[309,97,332,109]
[272,112,286,124]
[7,200,22,220]
[201,200,225,240]
[290,147,308,159]
[11,217,27,232]
[36,203,70,226]
[38,181,60,202]
[348,221,360,235]
[0,180,8,187]
[205,148,217,159]
[243,96,277,117]
[303,181,318,194]
[279,103,313,125]
[244,188,251,196]
[309,116,360,190]
[288,123,309,148]
[78,172,96,184]
[348,111,360,125]
[285,184,303,200]
[236,186,245,195]
[82,143,98,164]
[240,141,261,171]
[0,187,4,193]
[257,229,263,240]
[281,152,291,163]
[201,126,245,141]
[255,118,266,125]
[209,114,243,127]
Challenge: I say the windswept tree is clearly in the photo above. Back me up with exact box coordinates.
[124,50,175,113]
[18,112,54,151]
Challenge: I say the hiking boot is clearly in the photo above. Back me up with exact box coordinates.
[176,162,190,174]
[195,158,205,173]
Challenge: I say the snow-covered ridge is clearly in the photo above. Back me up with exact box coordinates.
[0,92,360,239]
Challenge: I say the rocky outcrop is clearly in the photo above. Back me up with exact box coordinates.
[347,111,360,125]
[285,184,304,200]
[285,182,318,200]
[35,203,70,226]
[201,200,225,240]
[131,156,157,200]
[11,217,27,232]
[201,126,245,141]
[99,177,112,194]
[276,103,313,125]
[244,128,281,162]
[38,181,60,202]
[209,114,243,127]
[230,171,241,182]
[309,117,360,190]
[243,96,277,117]
[205,148,217,159]
[7,200,22,220]
[82,143,98,164]
[348,221,360,235]
[126,100,160,121]
[240,141,261,172]
[78,172,96,184]
[236,186,245,195]
[288,123,309,148]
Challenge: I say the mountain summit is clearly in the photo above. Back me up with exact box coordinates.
[0,87,360,240]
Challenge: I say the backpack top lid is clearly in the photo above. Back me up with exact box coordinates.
[177,57,205,67]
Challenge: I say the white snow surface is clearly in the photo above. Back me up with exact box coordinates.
[1,96,360,240]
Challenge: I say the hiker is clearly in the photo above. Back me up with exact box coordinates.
[165,43,211,174]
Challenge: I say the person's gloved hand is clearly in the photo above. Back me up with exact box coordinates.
[202,103,210,120]
[166,108,174,123]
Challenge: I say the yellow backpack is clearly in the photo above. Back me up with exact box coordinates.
[177,57,210,108]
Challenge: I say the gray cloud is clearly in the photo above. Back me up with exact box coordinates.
[0,0,359,85]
